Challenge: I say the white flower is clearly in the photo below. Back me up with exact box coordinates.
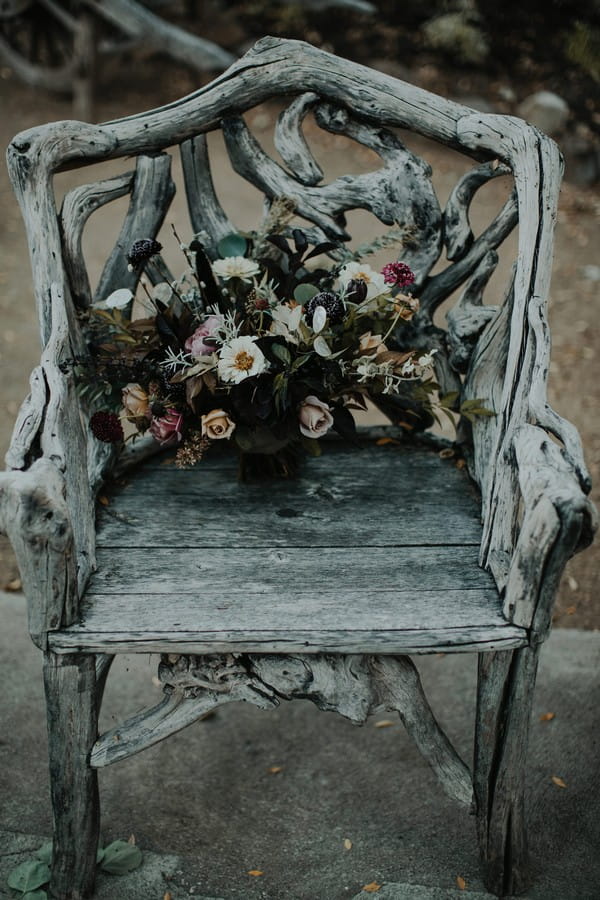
[417,349,438,369]
[212,256,261,282]
[270,303,303,344]
[217,336,267,383]
[102,288,134,309]
[338,262,390,300]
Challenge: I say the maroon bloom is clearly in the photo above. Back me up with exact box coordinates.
[380,262,415,288]
[150,408,184,446]
[90,411,124,443]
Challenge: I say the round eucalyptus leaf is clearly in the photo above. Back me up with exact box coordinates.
[8,860,50,892]
[293,283,319,304]
[217,234,247,258]
[35,842,53,864]
[100,840,143,875]
[313,335,332,357]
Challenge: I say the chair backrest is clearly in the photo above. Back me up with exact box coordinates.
[6,37,589,601]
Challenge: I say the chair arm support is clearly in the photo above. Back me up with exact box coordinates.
[503,424,597,637]
[0,460,78,648]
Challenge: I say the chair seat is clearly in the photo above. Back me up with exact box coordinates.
[49,442,528,655]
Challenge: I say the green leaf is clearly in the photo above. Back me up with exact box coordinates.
[8,860,51,892]
[23,891,48,900]
[438,391,460,409]
[271,343,292,366]
[35,842,53,864]
[217,233,247,258]
[99,840,143,875]
[293,283,319,304]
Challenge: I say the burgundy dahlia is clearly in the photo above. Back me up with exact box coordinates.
[90,411,124,443]
[127,238,162,269]
[304,291,345,326]
[381,261,415,288]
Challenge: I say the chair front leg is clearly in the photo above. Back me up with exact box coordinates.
[43,652,100,900]
[474,645,540,897]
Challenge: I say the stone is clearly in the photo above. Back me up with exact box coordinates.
[517,91,570,137]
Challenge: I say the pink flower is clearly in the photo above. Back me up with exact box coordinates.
[380,262,415,288]
[150,408,184,445]
[298,396,334,439]
[185,316,222,358]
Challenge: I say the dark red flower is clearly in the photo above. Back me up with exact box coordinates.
[90,411,124,443]
[381,262,415,288]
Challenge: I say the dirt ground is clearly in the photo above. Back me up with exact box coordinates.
[0,42,598,629]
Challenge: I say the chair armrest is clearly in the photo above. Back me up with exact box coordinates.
[503,424,597,638]
[1,283,99,645]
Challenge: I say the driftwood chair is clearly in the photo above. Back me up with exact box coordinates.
[1,37,596,900]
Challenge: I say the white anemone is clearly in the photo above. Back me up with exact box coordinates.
[212,256,261,282]
[217,336,268,384]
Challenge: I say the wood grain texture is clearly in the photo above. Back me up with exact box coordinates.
[474,647,540,896]
[94,153,175,304]
[44,652,100,900]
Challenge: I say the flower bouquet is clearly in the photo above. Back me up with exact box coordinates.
[79,204,441,478]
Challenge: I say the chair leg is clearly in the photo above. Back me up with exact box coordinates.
[474,646,540,897]
[43,652,100,900]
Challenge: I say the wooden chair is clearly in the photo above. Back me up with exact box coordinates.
[1,37,595,900]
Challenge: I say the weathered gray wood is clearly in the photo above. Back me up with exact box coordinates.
[444,161,512,262]
[0,459,77,647]
[60,171,135,307]
[446,250,499,373]
[4,366,46,470]
[474,647,540,896]
[95,444,484,548]
[44,651,100,900]
[275,92,323,186]
[94,650,471,807]
[180,134,236,256]
[94,153,175,304]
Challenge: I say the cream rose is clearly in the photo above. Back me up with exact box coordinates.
[122,383,150,419]
[201,409,236,441]
[298,396,334,439]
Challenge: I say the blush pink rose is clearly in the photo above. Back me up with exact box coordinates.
[150,408,184,445]
[185,316,222,358]
[298,396,334,438]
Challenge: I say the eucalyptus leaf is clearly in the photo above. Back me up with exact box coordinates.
[22,891,48,900]
[311,305,327,335]
[8,860,51,892]
[35,842,53,864]
[99,840,143,875]
[313,335,332,357]
[293,283,319,304]
[217,233,247,258]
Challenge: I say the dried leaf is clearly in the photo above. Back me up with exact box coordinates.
[375,437,401,446]
[344,838,353,850]
[439,447,455,459]
[4,576,22,592]
[551,775,567,788]
[163,893,173,900]
[127,834,136,845]
[247,869,264,877]
[540,712,556,722]
[566,605,577,615]
[456,875,467,890]
[362,882,382,893]
[374,719,394,728]
[268,766,283,774]
[455,458,467,470]
[98,495,110,506]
